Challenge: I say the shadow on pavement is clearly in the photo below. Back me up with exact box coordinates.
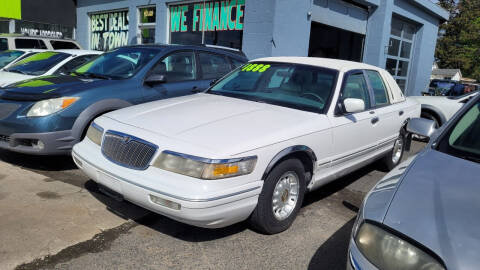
[308,218,356,270]
[0,149,77,171]
[85,180,249,242]
[84,180,151,221]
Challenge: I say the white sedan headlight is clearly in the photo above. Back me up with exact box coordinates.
[152,151,257,180]
[355,223,444,270]
[27,97,79,117]
[85,122,103,146]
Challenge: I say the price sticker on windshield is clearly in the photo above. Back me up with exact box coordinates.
[241,63,271,73]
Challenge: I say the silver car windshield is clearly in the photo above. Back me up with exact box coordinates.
[208,62,338,113]
[437,99,480,163]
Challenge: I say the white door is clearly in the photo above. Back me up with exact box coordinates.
[328,71,379,172]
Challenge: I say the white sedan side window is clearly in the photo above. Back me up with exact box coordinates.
[366,70,390,106]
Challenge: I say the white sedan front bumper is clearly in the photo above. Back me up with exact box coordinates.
[72,139,262,229]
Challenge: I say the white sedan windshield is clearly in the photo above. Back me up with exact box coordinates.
[209,62,338,113]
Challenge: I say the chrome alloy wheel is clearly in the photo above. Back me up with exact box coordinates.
[272,171,300,221]
[392,136,404,164]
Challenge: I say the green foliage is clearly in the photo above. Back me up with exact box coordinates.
[435,0,480,81]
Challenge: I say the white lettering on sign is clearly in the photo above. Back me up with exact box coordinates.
[90,10,129,51]
[20,28,63,39]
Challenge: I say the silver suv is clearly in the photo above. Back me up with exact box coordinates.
[0,34,81,50]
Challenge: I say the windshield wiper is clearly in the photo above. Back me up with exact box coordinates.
[84,72,112,80]
[7,69,29,75]
[208,91,228,96]
[461,155,480,163]
[72,72,111,80]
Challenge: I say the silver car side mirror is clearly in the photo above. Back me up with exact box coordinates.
[407,118,436,138]
[343,98,365,113]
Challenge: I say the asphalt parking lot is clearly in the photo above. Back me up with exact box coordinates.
[0,142,425,270]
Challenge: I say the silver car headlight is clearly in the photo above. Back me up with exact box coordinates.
[152,151,257,180]
[27,97,79,117]
[355,223,444,270]
[85,122,103,146]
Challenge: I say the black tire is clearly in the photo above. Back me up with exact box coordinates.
[249,159,306,234]
[380,133,405,171]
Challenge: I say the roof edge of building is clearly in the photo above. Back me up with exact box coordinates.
[410,0,449,21]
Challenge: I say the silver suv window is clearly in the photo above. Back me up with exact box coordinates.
[50,40,79,49]
[14,38,47,49]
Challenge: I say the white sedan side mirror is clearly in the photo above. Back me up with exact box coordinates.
[343,98,365,113]
[407,118,436,138]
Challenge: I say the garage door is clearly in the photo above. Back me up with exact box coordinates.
[385,18,416,93]
[308,22,364,61]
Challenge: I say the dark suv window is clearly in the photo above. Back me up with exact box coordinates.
[0,38,7,50]
[15,38,47,49]
[151,51,196,82]
[198,52,231,80]
[50,40,80,49]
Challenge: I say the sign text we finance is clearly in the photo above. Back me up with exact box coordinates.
[170,0,245,33]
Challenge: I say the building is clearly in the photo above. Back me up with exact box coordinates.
[76,0,448,96]
[0,0,77,39]
[431,68,462,81]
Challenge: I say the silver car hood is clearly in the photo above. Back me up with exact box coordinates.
[383,149,480,270]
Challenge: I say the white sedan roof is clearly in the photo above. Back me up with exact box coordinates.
[55,49,103,56]
[13,49,47,53]
[253,57,383,73]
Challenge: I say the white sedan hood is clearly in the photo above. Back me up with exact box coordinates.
[104,94,327,155]
[0,71,35,87]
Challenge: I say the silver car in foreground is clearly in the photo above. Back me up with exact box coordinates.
[348,94,480,270]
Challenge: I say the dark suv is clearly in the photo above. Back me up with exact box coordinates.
[0,44,247,155]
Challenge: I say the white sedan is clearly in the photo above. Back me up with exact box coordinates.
[72,57,420,234]
[0,49,102,87]
[410,91,478,127]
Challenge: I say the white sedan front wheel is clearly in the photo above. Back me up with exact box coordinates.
[250,158,306,234]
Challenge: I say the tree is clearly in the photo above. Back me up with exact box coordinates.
[435,0,480,80]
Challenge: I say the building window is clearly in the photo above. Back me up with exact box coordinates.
[386,17,416,93]
[90,10,129,51]
[0,20,9,34]
[138,6,156,44]
[168,0,245,50]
